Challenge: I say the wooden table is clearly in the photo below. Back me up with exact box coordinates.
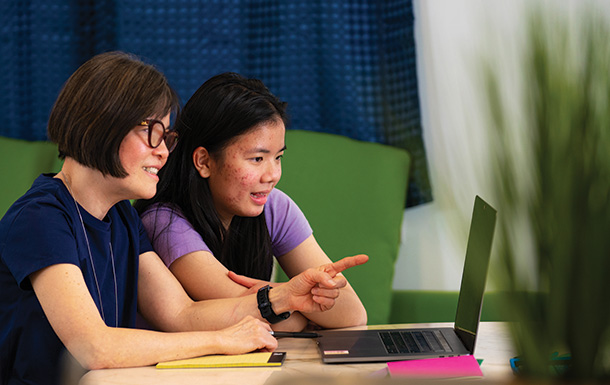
[79,322,515,385]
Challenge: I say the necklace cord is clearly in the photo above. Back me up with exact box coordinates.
[60,172,119,327]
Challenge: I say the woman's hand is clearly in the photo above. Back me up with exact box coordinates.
[215,316,278,354]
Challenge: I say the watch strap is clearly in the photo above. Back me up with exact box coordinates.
[257,285,291,324]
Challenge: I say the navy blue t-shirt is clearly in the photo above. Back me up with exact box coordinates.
[0,174,153,385]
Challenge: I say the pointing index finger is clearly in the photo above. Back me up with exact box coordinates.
[325,254,369,276]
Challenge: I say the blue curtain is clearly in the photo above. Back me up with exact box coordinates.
[0,0,431,207]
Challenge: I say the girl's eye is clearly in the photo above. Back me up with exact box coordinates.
[253,157,263,162]
[276,154,283,161]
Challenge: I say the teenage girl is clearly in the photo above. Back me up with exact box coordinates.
[135,73,368,331]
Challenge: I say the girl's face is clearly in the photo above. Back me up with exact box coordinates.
[116,113,171,200]
[203,119,286,228]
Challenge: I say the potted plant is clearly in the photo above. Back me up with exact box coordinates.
[484,5,610,383]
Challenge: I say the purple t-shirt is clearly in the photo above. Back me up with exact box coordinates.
[140,188,313,268]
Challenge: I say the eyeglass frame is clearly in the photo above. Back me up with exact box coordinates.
[137,119,179,153]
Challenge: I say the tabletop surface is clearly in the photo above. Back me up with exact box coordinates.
[79,322,515,385]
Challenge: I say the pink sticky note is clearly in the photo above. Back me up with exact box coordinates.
[387,355,483,378]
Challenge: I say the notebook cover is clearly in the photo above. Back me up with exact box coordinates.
[156,351,286,369]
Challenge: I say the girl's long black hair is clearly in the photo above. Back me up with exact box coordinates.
[135,73,288,280]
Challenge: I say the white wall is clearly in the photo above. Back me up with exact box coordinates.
[392,0,610,291]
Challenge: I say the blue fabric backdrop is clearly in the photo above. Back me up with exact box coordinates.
[0,0,431,207]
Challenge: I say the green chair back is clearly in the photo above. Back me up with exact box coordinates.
[0,137,63,218]
[389,290,514,323]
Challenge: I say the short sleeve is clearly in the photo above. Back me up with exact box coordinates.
[1,200,78,289]
[265,189,313,256]
[140,205,211,267]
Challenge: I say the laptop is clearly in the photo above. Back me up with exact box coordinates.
[316,195,496,363]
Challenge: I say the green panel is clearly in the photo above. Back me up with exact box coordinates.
[0,137,63,218]
[389,290,514,324]
[275,130,410,324]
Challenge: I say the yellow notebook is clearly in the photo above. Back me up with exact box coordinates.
[156,351,286,369]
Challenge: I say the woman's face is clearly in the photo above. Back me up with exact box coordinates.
[205,119,286,228]
[116,113,171,200]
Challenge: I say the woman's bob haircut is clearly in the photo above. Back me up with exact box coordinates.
[48,51,180,178]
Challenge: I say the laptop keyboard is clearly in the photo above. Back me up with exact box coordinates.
[379,330,451,354]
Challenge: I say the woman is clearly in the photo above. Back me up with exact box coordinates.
[135,73,368,331]
[0,52,363,385]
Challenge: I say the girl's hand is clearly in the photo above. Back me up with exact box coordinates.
[227,272,282,296]
[277,254,369,313]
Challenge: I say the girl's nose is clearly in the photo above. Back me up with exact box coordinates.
[263,161,281,183]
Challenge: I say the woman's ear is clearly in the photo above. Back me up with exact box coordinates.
[193,146,212,178]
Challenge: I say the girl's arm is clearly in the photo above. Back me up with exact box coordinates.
[139,251,365,331]
[168,249,253,299]
[30,261,277,370]
[144,251,367,332]
[235,235,368,328]
[166,249,309,331]
[171,236,368,329]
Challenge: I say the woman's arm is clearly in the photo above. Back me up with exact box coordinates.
[30,262,277,370]
[169,238,368,330]
[165,249,309,331]
[138,252,365,332]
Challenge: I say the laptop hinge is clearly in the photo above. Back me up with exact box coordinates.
[454,326,477,353]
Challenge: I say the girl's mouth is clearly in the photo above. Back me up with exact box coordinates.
[250,192,269,205]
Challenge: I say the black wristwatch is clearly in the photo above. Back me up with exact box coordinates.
[257,285,291,324]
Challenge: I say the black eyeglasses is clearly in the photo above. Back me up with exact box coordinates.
[138,119,178,153]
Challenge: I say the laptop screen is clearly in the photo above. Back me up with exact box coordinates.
[454,196,496,352]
